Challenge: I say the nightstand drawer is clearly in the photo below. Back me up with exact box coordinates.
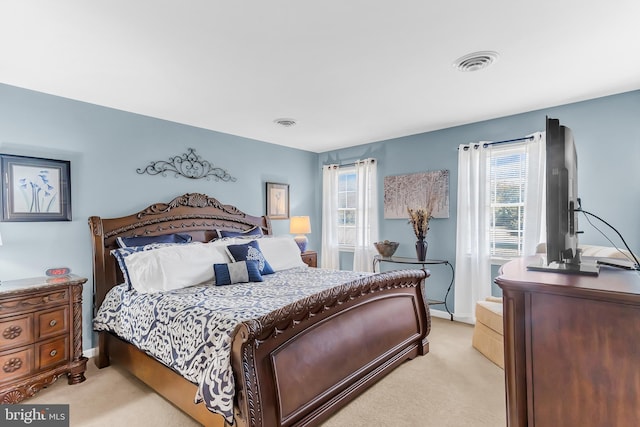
[36,308,68,340]
[0,315,33,351]
[0,289,69,316]
[36,336,68,370]
[0,347,34,384]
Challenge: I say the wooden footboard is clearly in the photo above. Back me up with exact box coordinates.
[231,269,430,427]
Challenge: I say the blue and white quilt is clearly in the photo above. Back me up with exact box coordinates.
[93,266,370,423]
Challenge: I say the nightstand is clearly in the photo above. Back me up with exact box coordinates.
[0,275,88,403]
[301,250,317,268]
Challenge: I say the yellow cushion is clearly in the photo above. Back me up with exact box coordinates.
[472,321,504,368]
[475,299,503,335]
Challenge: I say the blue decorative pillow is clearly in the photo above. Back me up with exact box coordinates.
[213,260,263,286]
[116,233,192,248]
[111,242,179,289]
[225,240,275,275]
[217,227,264,239]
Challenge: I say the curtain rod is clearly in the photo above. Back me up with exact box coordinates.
[324,158,376,168]
[460,135,535,151]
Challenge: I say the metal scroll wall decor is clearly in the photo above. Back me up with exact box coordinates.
[136,148,237,182]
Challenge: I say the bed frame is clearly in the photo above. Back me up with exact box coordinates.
[88,193,431,427]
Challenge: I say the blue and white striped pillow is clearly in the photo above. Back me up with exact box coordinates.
[213,260,263,286]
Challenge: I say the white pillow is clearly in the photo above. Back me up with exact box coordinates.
[124,242,230,293]
[257,236,307,271]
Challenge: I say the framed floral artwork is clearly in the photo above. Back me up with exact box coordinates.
[266,182,289,220]
[0,154,72,222]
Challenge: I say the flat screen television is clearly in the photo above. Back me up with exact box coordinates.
[527,117,599,276]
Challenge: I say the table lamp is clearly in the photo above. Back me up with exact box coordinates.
[289,216,311,252]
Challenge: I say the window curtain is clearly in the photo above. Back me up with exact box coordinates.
[352,159,379,272]
[321,164,340,269]
[522,132,546,255]
[454,143,493,323]
[454,134,546,322]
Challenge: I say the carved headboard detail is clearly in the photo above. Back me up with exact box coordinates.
[136,193,245,218]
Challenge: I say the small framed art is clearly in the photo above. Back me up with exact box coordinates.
[266,182,289,220]
[1,154,72,222]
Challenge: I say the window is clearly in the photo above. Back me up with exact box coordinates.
[489,145,528,259]
[322,158,378,271]
[337,169,356,247]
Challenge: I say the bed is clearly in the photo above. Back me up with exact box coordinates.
[88,192,431,427]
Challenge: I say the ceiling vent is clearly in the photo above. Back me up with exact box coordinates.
[453,51,499,72]
[274,118,297,127]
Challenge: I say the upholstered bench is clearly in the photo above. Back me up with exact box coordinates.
[472,296,504,368]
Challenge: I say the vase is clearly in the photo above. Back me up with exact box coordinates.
[415,238,428,261]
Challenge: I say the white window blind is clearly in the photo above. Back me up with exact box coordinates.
[337,169,356,247]
[489,144,528,259]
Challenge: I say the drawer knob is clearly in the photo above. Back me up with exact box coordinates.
[3,357,22,373]
[49,349,58,357]
[2,325,22,340]
[49,319,58,327]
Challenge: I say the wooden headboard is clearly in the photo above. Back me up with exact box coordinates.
[88,193,272,314]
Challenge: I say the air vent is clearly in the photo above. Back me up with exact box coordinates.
[453,51,499,72]
[274,118,297,127]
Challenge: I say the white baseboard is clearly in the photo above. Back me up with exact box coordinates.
[430,308,475,325]
[430,308,452,320]
[83,347,98,359]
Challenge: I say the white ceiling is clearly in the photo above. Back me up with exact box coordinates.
[1,1,639,153]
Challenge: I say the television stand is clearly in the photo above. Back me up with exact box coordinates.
[497,256,640,427]
[526,256,600,276]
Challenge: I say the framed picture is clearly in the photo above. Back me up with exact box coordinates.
[1,154,72,222]
[266,182,289,220]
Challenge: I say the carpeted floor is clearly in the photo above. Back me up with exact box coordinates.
[28,317,505,426]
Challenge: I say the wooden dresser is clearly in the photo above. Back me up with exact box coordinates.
[0,275,88,403]
[496,256,640,427]
[301,250,317,268]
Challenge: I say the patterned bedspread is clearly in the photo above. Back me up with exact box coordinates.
[93,266,370,423]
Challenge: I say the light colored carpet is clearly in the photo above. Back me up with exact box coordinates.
[28,318,505,426]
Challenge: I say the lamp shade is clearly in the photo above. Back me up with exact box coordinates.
[290,216,311,252]
[289,216,311,234]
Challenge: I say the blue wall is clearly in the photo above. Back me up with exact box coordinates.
[320,90,640,307]
[0,83,319,350]
[1,81,638,348]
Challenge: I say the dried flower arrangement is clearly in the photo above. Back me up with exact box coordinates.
[407,207,433,240]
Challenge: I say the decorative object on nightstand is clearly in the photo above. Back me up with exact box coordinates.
[0,275,88,403]
[408,207,433,261]
[300,251,317,268]
[290,216,311,252]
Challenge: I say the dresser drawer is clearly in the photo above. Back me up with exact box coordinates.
[36,336,68,370]
[36,307,68,340]
[0,289,69,316]
[0,315,33,351]
[0,347,34,384]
